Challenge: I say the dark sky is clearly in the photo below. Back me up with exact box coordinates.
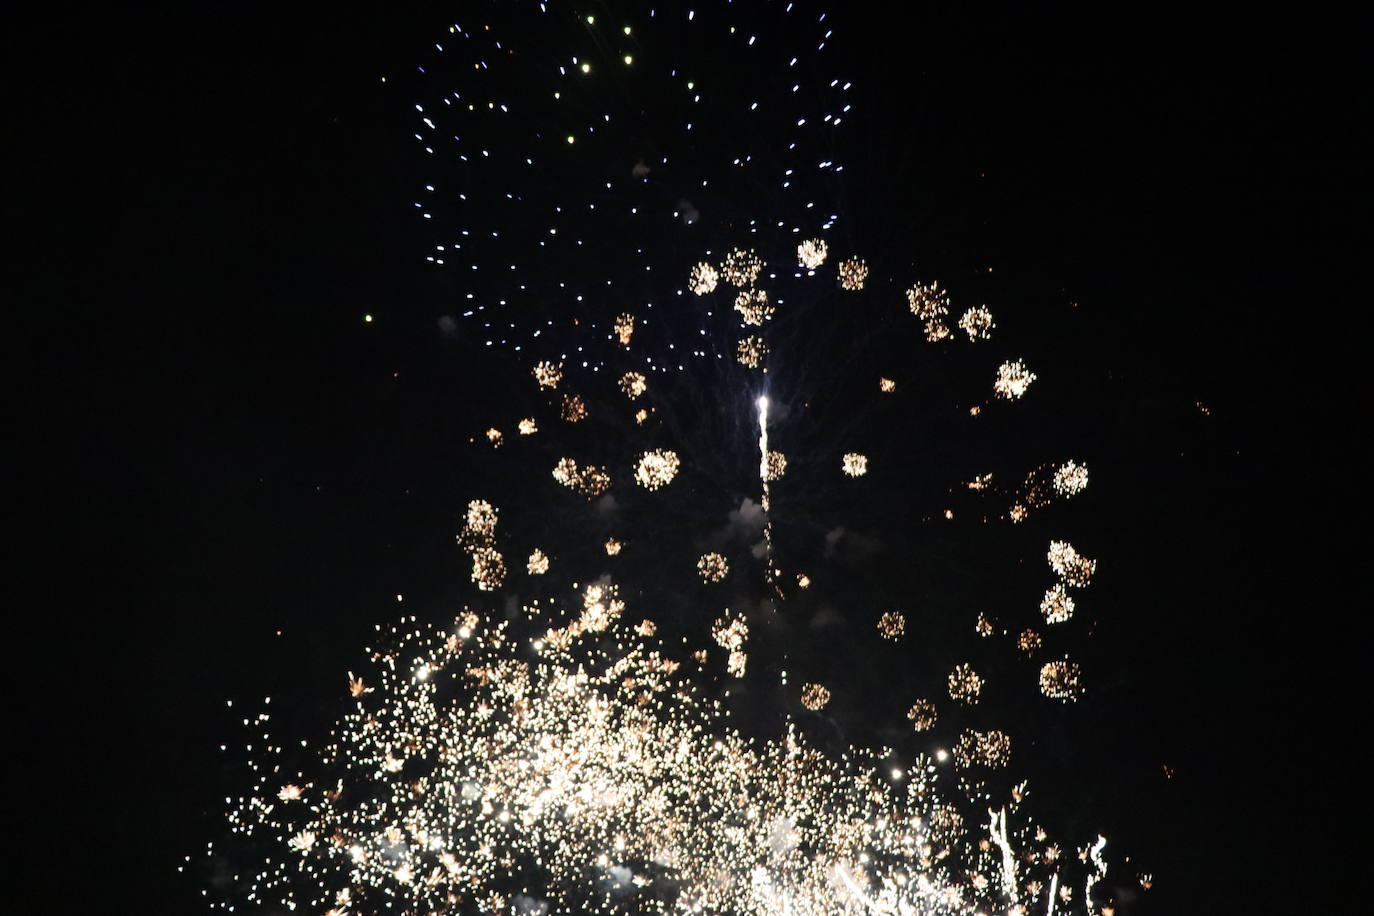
[23,1,1364,913]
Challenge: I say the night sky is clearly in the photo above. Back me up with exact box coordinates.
[26,2,1364,913]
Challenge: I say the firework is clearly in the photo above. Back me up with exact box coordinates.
[216,7,1142,912]
[614,312,635,345]
[552,458,611,498]
[877,611,906,640]
[957,306,995,341]
[1040,659,1085,701]
[697,552,729,583]
[765,450,787,481]
[561,393,588,423]
[634,449,681,490]
[797,238,828,269]
[837,256,868,290]
[533,361,563,389]
[736,335,767,368]
[954,729,1012,768]
[712,613,749,677]
[1047,540,1096,587]
[689,260,720,295]
[619,371,648,399]
[470,546,507,591]
[734,289,775,326]
[993,360,1037,399]
[906,281,949,320]
[721,248,764,287]
[906,699,938,732]
[1053,460,1089,496]
[1040,584,1075,624]
[219,606,1076,916]
[800,682,831,710]
[947,664,984,705]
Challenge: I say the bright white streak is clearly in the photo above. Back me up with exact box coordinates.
[756,395,782,596]
[987,806,1019,905]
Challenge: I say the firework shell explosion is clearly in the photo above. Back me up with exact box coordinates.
[208,2,1140,914]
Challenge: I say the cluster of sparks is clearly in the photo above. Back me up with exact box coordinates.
[552,458,612,498]
[877,611,907,641]
[459,500,508,592]
[634,449,681,490]
[993,360,1037,400]
[842,453,869,478]
[837,257,868,291]
[697,552,730,583]
[797,238,828,270]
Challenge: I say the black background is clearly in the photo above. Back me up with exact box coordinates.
[21,1,1364,912]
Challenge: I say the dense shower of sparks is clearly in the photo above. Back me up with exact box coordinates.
[689,260,719,295]
[605,538,623,556]
[216,608,1100,916]
[1040,659,1085,701]
[993,360,1037,399]
[877,611,907,640]
[957,306,994,341]
[527,549,549,575]
[842,453,868,477]
[486,427,503,447]
[800,682,831,710]
[634,449,681,490]
[1017,629,1043,655]
[879,377,896,393]
[619,371,648,399]
[736,335,767,368]
[837,256,868,290]
[721,248,764,287]
[797,237,828,269]
[947,664,983,705]
[518,418,538,435]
